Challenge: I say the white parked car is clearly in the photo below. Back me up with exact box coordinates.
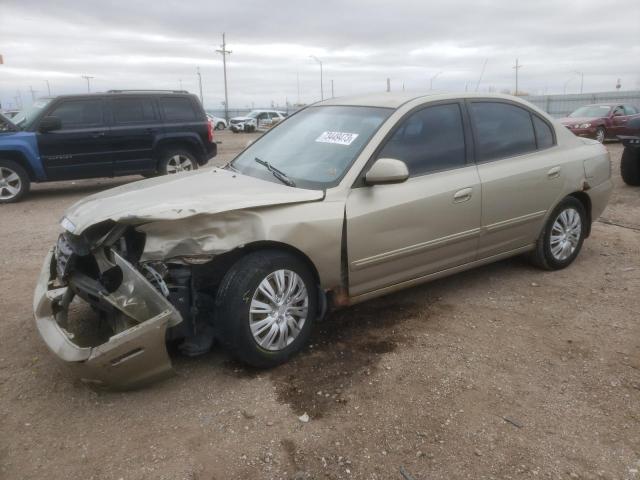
[229,110,288,133]
[206,114,227,130]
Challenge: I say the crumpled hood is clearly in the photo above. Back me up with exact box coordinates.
[63,168,324,234]
[230,116,253,122]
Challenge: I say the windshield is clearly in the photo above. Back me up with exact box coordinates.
[247,111,260,118]
[568,105,611,118]
[11,98,53,129]
[231,105,392,189]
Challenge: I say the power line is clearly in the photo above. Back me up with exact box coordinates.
[216,33,232,122]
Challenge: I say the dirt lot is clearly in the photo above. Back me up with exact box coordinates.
[0,133,638,480]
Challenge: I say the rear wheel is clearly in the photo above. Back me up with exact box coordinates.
[595,127,606,143]
[620,147,640,186]
[158,149,198,175]
[530,197,587,270]
[216,122,225,130]
[0,160,30,204]
[214,250,317,368]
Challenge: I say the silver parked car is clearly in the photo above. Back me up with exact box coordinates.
[34,92,612,388]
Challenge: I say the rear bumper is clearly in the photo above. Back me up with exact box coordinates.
[33,248,182,389]
[588,178,614,221]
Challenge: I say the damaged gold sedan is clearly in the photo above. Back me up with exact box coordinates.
[34,93,612,388]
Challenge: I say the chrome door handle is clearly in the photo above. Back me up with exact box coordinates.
[547,166,561,179]
[453,187,473,203]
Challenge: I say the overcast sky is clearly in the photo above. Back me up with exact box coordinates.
[1,0,639,111]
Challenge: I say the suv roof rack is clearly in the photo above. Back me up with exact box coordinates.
[106,89,189,94]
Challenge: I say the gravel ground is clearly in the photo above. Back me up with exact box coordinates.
[0,133,638,480]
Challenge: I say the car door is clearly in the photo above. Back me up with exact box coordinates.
[346,102,481,297]
[256,112,270,129]
[621,105,640,135]
[108,95,160,175]
[36,97,111,180]
[610,105,628,137]
[469,100,564,258]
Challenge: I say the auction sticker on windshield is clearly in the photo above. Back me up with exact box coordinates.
[315,131,359,146]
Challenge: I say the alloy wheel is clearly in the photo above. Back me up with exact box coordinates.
[0,166,22,201]
[596,128,605,143]
[166,155,195,174]
[550,207,582,261]
[249,269,309,351]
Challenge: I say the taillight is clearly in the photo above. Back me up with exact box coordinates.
[207,119,214,143]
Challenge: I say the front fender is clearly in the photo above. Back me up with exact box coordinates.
[0,132,45,180]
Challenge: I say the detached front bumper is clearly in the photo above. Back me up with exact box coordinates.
[33,248,183,389]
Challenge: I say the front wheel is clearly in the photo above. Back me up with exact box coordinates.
[0,160,30,204]
[216,122,225,130]
[530,197,587,270]
[595,127,606,143]
[214,250,318,368]
[158,149,198,175]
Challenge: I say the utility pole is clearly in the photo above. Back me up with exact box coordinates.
[386,78,391,92]
[331,79,334,98]
[28,86,38,102]
[309,55,323,101]
[216,33,232,122]
[573,71,584,94]
[197,67,203,104]
[45,80,51,96]
[475,58,488,92]
[81,75,94,93]
[512,58,523,95]
[429,71,442,90]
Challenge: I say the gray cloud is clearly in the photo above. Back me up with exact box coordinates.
[1,0,639,110]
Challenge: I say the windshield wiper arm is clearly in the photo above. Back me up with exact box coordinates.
[254,157,296,187]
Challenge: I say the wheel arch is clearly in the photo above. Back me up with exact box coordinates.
[0,150,37,181]
[153,137,205,166]
[568,191,592,237]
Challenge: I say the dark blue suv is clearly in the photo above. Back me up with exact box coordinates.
[0,90,216,203]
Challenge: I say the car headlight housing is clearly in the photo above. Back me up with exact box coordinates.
[60,216,77,233]
[578,123,592,129]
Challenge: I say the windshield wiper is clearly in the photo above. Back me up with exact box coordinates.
[254,157,296,187]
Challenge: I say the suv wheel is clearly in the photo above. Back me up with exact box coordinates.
[159,149,198,175]
[530,197,587,270]
[214,250,317,368]
[620,147,640,186]
[0,160,30,204]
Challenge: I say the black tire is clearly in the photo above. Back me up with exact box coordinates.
[595,127,606,143]
[157,149,198,175]
[0,159,30,204]
[620,147,640,186]
[216,122,225,130]
[214,249,318,368]
[530,196,587,270]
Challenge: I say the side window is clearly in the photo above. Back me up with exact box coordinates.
[159,97,198,121]
[613,106,625,116]
[112,97,157,124]
[377,103,466,176]
[623,105,638,115]
[532,115,555,150]
[470,102,536,161]
[47,99,104,129]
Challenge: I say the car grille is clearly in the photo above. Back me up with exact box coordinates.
[55,233,76,279]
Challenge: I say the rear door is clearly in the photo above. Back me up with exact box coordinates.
[108,95,160,175]
[346,102,481,296]
[469,100,564,258]
[37,97,111,180]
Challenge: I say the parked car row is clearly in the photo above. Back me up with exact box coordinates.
[229,110,288,133]
[0,90,216,203]
[32,92,614,388]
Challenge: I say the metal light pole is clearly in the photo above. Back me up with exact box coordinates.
[81,75,94,93]
[216,33,232,122]
[331,79,334,98]
[197,67,203,104]
[310,55,323,101]
[573,71,584,94]
[429,71,442,90]
[45,80,51,96]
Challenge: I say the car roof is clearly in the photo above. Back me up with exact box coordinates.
[316,91,542,109]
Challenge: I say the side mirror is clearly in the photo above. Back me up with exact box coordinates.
[39,116,62,133]
[365,158,409,185]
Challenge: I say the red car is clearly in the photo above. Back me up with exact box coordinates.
[560,103,640,143]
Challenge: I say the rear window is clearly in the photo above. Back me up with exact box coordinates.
[112,97,157,124]
[159,97,199,121]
